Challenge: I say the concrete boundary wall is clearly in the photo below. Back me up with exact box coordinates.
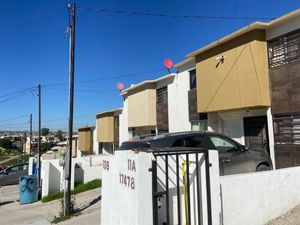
[220,166,300,225]
[41,154,103,197]
[101,150,221,225]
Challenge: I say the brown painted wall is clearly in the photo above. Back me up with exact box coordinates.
[128,88,157,127]
[156,102,168,131]
[269,63,300,114]
[78,129,93,152]
[97,115,114,142]
[188,89,199,121]
[195,29,270,112]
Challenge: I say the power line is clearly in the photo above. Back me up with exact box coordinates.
[0,90,34,104]
[0,113,96,127]
[44,87,118,93]
[43,68,165,87]
[77,7,275,21]
[0,87,35,98]
[0,115,29,123]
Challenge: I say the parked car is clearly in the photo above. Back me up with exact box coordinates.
[0,163,29,186]
[119,132,273,176]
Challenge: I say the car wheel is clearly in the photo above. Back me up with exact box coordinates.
[256,164,271,172]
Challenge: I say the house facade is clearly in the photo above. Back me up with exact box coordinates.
[182,8,300,169]
[265,9,300,168]
[119,68,193,143]
[96,108,122,154]
[77,126,95,157]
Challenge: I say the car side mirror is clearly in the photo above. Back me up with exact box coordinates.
[240,145,248,152]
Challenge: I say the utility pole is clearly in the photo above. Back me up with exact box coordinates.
[29,114,32,156]
[64,3,76,216]
[37,84,41,188]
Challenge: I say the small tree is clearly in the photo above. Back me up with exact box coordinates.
[42,128,50,136]
[0,139,13,149]
[55,130,64,141]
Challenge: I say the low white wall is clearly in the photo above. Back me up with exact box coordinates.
[220,166,300,225]
[41,154,103,197]
[101,150,221,225]
[101,151,153,225]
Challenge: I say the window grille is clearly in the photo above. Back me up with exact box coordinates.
[268,30,300,68]
[156,86,168,104]
[273,114,300,145]
[189,69,196,89]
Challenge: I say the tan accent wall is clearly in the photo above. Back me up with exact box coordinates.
[128,88,157,127]
[196,29,271,113]
[97,114,114,142]
[72,139,77,157]
[78,129,93,152]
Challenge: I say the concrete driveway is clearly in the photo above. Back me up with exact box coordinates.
[0,185,101,225]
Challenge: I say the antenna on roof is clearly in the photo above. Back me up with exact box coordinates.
[164,58,173,74]
[117,82,124,91]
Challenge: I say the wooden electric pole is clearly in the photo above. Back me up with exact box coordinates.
[37,84,41,188]
[64,3,76,216]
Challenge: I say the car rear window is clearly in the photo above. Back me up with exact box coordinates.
[118,141,151,150]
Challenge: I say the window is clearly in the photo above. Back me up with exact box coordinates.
[273,114,300,145]
[22,165,28,171]
[209,136,238,152]
[191,113,208,131]
[172,136,207,148]
[189,69,196,89]
[268,30,300,68]
[7,166,20,173]
[114,116,119,128]
[156,86,168,104]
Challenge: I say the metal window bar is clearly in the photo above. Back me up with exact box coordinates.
[268,30,300,68]
[150,147,213,225]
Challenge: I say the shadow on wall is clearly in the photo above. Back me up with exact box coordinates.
[74,163,84,184]
[49,163,61,195]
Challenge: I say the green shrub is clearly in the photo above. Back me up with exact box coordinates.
[41,179,101,203]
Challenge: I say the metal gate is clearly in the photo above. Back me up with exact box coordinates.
[151,148,212,225]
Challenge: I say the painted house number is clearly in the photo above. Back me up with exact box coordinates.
[103,160,109,170]
[119,159,136,190]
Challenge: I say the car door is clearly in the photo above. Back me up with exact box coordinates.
[208,135,250,175]
[2,165,20,185]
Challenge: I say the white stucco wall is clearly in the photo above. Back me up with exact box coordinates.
[119,98,129,144]
[220,166,300,225]
[266,15,300,40]
[93,128,98,155]
[101,150,221,225]
[168,71,191,132]
[41,154,103,197]
[101,151,153,225]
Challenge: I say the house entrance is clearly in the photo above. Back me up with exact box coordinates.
[244,116,269,153]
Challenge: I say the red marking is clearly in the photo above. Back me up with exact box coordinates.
[117,82,124,90]
[164,58,173,69]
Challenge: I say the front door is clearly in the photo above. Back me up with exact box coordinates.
[244,116,269,153]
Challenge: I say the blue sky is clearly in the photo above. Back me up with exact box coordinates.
[0,0,299,131]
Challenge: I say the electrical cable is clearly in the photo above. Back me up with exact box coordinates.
[77,7,275,21]
[44,87,118,93]
[0,115,29,123]
[0,87,35,99]
[42,68,165,87]
[0,90,33,104]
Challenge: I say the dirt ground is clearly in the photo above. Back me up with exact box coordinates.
[265,204,300,225]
